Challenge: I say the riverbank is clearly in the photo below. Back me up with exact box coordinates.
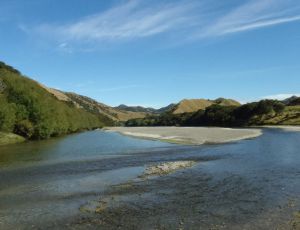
[262,125,300,132]
[0,128,102,147]
[0,132,25,146]
[107,127,262,145]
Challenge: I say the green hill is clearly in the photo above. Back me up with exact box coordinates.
[114,104,157,114]
[0,61,113,140]
[169,98,241,114]
[114,103,177,114]
[37,85,149,122]
[125,99,300,127]
[65,93,148,122]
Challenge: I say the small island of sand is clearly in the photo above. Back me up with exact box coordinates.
[107,127,262,145]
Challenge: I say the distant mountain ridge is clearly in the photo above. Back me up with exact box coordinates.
[114,104,157,114]
[114,103,177,114]
[114,98,240,115]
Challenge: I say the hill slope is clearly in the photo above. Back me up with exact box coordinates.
[38,86,148,122]
[0,61,113,140]
[116,98,240,116]
[65,93,148,121]
[114,103,177,114]
[171,98,241,114]
[125,99,300,127]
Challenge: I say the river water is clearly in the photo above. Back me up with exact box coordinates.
[0,129,299,229]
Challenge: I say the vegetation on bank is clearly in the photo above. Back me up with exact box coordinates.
[125,99,300,127]
[0,132,25,146]
[0,61,113,140]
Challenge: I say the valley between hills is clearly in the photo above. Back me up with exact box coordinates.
[1,61,300,230]
[1,60,300,145]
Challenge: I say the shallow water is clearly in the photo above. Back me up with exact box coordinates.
[0,129,299,229]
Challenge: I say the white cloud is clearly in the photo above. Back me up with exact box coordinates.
[222,15,300,35]
[31,0,300,47]
[197,0,300,38]
[262,93,300,100]
[36,0,199,43]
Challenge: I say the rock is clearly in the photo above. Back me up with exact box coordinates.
[141,161,196,178]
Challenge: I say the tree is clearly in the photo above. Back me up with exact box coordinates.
[0,99,16,132]
[14,120,34,138]
[273,102,285,114]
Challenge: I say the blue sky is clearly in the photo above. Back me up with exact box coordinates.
[0,0,300,107]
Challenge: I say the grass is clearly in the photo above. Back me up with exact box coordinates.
[0,132,25,146]
[256,106,300,126]
[290,211,300,230]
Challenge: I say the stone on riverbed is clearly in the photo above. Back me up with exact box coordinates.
[142,161,196,178]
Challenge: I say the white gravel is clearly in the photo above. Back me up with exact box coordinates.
[142,161,197,177]
[107,127,262,145]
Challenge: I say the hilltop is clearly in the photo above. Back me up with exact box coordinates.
[114,103,176,114]
[114,104,157,114]
[171,98,241,114]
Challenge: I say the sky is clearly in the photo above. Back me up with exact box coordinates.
[0,0,300,108]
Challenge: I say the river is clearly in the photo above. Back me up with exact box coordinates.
[0,128,299,229]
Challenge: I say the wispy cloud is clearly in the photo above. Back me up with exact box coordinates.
[36,0,199,43]
[262,93,300,100]
[30,0,300,48]
[198,0,300,38]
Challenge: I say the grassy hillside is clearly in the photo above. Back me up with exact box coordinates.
[65,93,147,122]
[118,98,240,117]
[172,99,214,114]
[0,61,113,140]
[125,99,300,127]
[214,98,241,107]
[114,104,157,113]
[251,105,300,125]
[170,98,241,114]
[40,86,148,122]
[0,132,25,145]
[114,103,177,114]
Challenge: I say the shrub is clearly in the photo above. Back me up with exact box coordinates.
[14,120,34,138]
